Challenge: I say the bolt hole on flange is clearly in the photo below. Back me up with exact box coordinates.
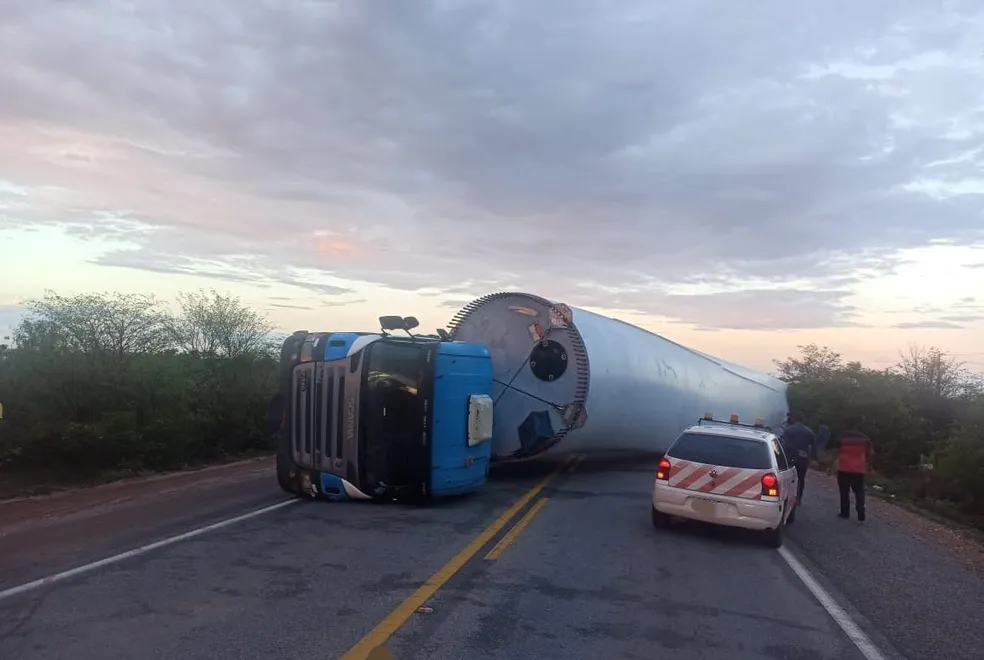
[530,339,568,382]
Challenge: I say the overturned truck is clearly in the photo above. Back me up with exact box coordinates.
[446,292,789,462]
[275,292,789,502]
[275,319,496,503]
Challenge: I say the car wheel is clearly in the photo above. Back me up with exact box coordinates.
[785,503,797,526]
[764,522,784,548]
[651,505,670,529]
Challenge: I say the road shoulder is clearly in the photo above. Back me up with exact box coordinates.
[788,470,984,660]
[0,456,276,532]
[0,459,284,590]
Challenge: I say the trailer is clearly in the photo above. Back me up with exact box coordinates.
[446,292,789,462]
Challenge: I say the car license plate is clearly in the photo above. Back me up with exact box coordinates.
[692,498,717,516]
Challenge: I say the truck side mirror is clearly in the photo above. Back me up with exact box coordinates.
[379,315,405,331]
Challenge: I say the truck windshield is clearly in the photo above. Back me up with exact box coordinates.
[360,340,430,494]
[667,432,773,469]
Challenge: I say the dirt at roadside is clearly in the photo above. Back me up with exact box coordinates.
[0,456,276,533]
[789,470,984,660]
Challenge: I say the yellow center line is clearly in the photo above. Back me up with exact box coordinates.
[565,453,586,473]
[483,497,550,561]
[340,456,575,660]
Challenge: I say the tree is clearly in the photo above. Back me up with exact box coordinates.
[17,291,171,356]
[169,290,274,358]
[894,345,969,399]
[0,290,278,484]
[773,344,843,383]
[12,317,67,352]
[777,343,984,524]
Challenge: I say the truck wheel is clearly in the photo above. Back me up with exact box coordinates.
[651,505,670,529]
[276,433,297,496]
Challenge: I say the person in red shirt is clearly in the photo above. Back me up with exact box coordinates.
[829,419,874,522]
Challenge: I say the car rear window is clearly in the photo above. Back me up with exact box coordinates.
[666,432,773,469]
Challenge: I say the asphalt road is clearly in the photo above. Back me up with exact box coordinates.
[785,471,984,660]
[0,458,284,588]
[0,454,980,660]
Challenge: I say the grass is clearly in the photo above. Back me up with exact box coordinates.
[865,476,984,541]
[812,454,984,540]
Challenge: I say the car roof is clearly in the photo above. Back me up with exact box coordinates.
[678,423,777,444]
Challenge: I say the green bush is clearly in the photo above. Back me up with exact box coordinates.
[777,343,984,523]
[0,290,278,486]
[928,427,984,514]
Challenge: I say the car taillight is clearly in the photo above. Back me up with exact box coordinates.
[761,473,779,498]
[656,458,671,481]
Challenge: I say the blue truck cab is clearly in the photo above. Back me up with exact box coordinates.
[274,317,494,503]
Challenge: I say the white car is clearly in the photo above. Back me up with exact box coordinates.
[650,415,799,548]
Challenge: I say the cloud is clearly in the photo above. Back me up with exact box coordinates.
[266,298,367,313]
[441,287,857,330]
[268,303,313,311]
[588,288,858,330]
[324,298,368,307]
[886,296,984,329]
[1,2,984,329]
[889,297,984,321]
[439,299,476,310]
[953,297,984,313]
[893,320,965,329]
[941,314,984,323]
[93,232,355,296]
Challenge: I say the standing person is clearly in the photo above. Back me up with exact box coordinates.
[780,412,815,506]
[830,419,874,522]
[816,419,831,455]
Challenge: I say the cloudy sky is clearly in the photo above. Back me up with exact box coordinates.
[1,0,983,371]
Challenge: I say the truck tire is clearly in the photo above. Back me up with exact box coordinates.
[276,432,297,495]
[275,331,308,497]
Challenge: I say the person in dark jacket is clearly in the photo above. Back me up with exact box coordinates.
[830,419,874,522]
[780,412,816,506]
[816,419,831,455]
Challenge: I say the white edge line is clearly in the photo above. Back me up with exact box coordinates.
[778,546,888,660]
[0,499,300,603]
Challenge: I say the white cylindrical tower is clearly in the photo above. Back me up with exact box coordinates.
[447,292,789,461]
